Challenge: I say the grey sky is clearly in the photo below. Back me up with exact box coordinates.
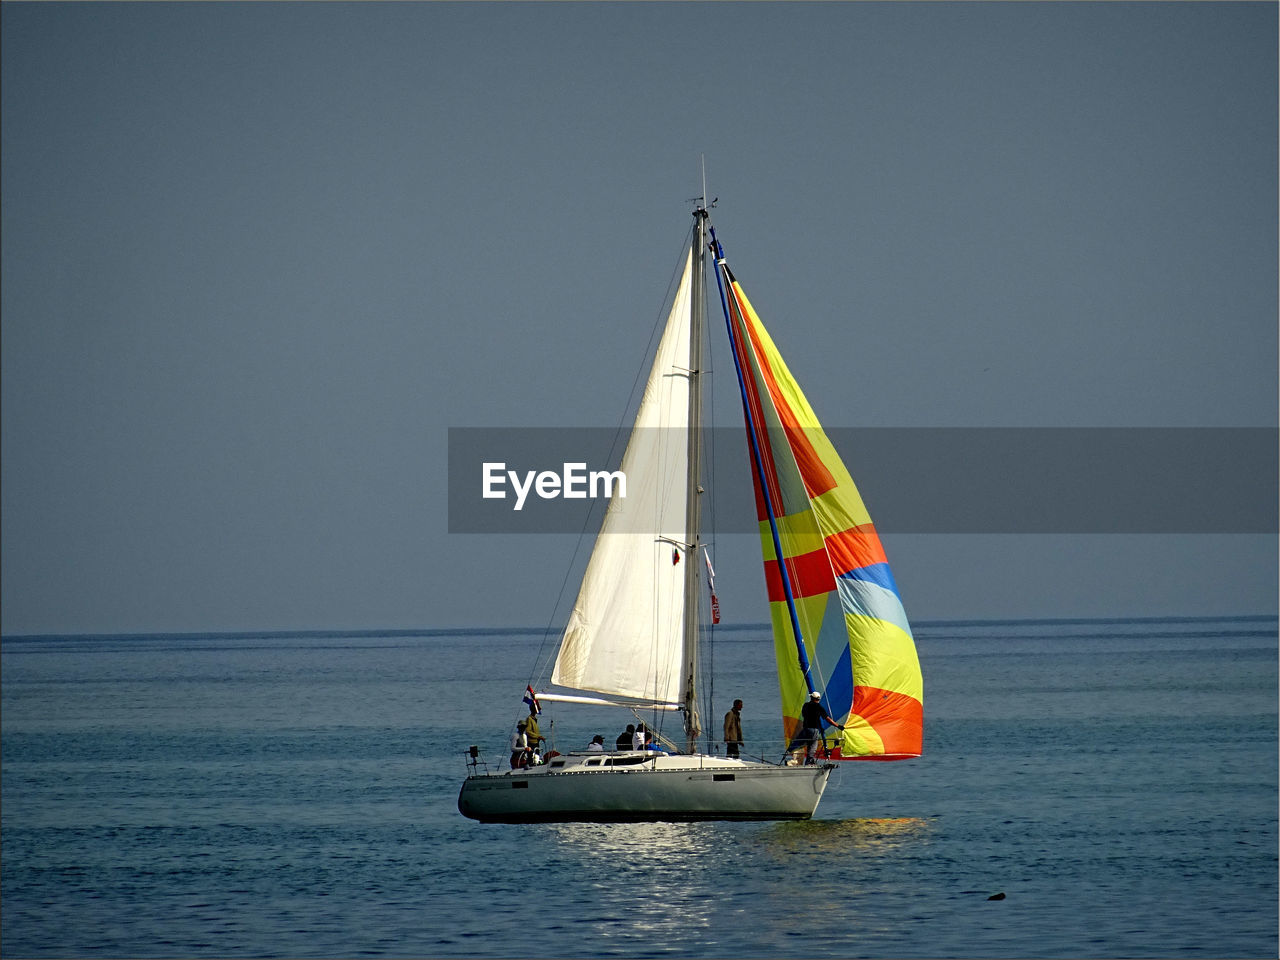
[3,2,1275,635]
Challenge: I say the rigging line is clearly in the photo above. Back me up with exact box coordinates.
[524,221,699,697]
[709,228,817,697]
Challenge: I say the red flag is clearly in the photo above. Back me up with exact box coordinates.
[672,548,680,565]
[710,594,721,624]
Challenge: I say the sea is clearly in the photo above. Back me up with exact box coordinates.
[2,616,1276,959]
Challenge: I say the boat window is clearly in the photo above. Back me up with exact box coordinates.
[586,759,602,766]
[549,760,566,768]
[605,756,648,767]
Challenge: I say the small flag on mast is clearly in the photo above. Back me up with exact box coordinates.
[704,548,720,623]
[523,685,541,715]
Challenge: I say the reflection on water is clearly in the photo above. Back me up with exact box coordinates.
[543,818,936,871]
[540,823,722,948]
[758,816,937,856]
[545,821,722,862]
[533,819,938,948]
[744,819,940,936]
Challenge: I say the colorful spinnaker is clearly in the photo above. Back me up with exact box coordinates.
[717,257,923,760]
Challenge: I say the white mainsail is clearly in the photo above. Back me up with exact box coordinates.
[551,252,694,704]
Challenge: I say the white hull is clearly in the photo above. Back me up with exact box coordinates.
[458,752,833,823]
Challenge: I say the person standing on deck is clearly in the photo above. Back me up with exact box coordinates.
[788,691,841,764]
[723,699,744,758]
[524,708,545,755]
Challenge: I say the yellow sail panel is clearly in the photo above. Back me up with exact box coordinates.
[757,512,826,563]
[768,597,820,741]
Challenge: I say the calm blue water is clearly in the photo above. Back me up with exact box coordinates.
[2,616,1276,958]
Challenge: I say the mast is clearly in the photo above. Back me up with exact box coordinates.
[681,205,708,753]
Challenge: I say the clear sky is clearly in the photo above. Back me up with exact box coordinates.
[2,2,1275,635]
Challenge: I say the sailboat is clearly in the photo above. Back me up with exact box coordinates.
[457,202,922,823]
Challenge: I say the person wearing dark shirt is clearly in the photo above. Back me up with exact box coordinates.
[616,724,635,750]
[789,691,839,764]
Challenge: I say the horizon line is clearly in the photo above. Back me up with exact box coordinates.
[4,612,1277,643]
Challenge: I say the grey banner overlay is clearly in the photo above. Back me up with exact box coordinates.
[448,427,1277,534]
